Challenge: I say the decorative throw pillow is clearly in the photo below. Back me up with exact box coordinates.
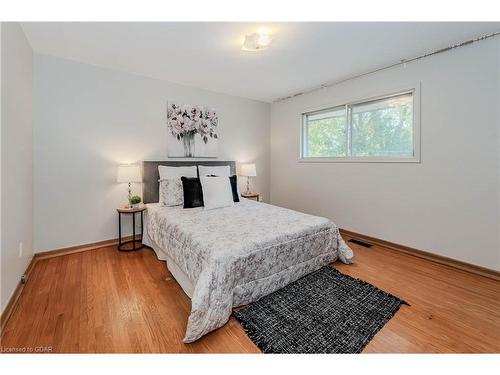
[181,177,204,208]
[200,176,235,210]
[199,165,240,200]
[159,178,183,206]
[229,175,240,203]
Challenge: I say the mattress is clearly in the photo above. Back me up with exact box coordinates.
[143,199,353,342]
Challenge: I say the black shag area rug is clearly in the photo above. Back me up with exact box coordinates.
[233,266,408,353]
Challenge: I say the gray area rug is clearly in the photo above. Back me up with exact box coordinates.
[233,266,408,353]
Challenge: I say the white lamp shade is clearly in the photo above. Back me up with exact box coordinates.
[240,163,257,177]
[117,164,142,183]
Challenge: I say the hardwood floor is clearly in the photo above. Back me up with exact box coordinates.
[1,238,499,353]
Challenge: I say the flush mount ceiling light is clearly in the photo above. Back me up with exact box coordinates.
[241,29,273,51]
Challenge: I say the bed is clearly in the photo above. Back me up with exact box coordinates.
[141,161,353,343]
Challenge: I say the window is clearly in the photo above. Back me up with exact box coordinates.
[301,90,419,162]
[303,107,346,158]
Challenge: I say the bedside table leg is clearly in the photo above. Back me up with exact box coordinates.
[132,212,136,251]
[118,213,122,246]
[140,211,144,242]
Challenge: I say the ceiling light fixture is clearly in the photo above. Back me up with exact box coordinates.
[241,29,273,51]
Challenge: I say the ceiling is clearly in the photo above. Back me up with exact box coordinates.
[21,22,500,102]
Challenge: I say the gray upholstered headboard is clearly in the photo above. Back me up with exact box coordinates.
[142,160,236,204]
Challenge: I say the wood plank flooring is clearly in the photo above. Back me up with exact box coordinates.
[1,237,499,353]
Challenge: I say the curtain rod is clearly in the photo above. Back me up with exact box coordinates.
[273,30,500,103]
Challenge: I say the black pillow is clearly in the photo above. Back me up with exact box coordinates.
[181,177,204,208]
[229,175,240,202]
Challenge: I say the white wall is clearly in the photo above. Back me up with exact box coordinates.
[34,55,270,253]
[1,23,34,311]
[270,38,500,271]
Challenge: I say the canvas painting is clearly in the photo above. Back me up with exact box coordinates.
[167,102,218,157]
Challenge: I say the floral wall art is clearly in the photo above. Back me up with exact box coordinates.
[167,102,218,157]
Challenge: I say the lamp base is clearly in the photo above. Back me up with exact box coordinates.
[246,176,252,194]
[127,182,132,208]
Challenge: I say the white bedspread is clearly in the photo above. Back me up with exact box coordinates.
[145,199,353,342]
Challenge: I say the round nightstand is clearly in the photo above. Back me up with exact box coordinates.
[116,205,146,251]
[241,192,260,202]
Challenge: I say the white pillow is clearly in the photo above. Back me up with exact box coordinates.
[198,165,230,177]
[158,165,197,180]
[200,176,235,210]
[159,178,183,206]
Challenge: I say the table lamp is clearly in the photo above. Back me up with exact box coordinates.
[240,163,257,194]
[117,164,142,207]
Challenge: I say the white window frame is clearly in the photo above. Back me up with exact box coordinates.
[299,86,421,163]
